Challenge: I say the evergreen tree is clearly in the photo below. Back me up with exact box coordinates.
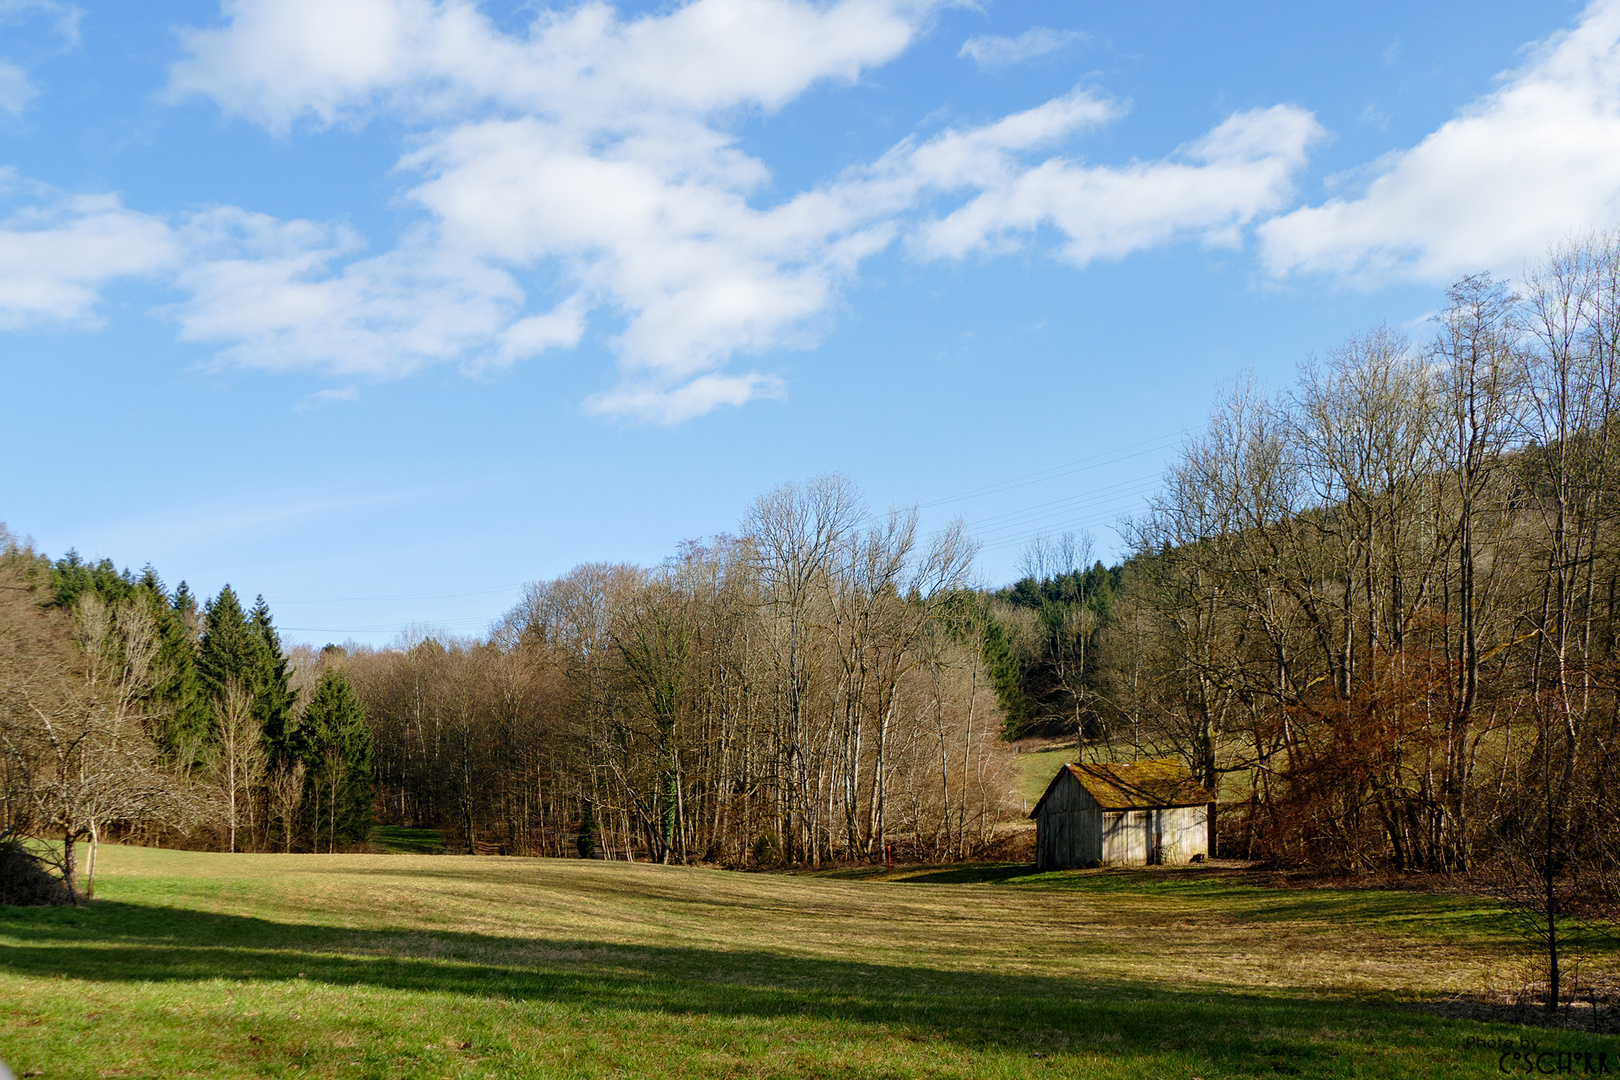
[979,612,1026,738]
[49,550,136,608]
[248,596,295,758]
[143,574,209,765]
[297,667,374,852]
[198,587,294,765]
[197,586,257,702]
[46,555,209,762]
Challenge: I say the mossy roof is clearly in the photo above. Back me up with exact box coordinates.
[1029,760,1216,817]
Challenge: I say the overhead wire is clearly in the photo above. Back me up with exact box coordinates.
[963,473,1162,536]
[274,428,1185,638]
[269,583,529,605]
[916,429,1183,510]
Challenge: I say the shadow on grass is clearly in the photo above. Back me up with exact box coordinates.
[0,895,1480,1074]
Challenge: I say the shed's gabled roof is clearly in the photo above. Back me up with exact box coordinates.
[1028,760,1216,818]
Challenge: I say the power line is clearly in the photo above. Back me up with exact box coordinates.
[963,473,1161,536]
[977,497,1153,556]
[279,614,501,636]
[269,583,528,605]
[277,427,1184,632]
[917,429,1183,510]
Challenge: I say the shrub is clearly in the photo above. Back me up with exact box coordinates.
[750,831,783,867]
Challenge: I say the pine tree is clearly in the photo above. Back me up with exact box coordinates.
[49,553,140,612]
[197,588,294,765]
[297,667,374,852]
[197,586,257,703]
[49,550,136,609]
[979,613,1026,738]
[248,596,295,760]
[142,573,209,765]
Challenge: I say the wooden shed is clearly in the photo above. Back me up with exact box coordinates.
[1029,761,1215,870]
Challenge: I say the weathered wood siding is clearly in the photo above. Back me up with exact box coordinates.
[1099,804,1210,865]
[1033,771,1102,870]
[1155,804,1210,864]
[1100,810,1144,864]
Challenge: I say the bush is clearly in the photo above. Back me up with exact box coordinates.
[750,831,783,867]
[0,839,73,906]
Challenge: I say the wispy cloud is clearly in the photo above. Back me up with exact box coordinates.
[959,27,1084,70]
[153,0,1327,422]
[902,103,1320,265]
[0,60,34,115]
[164,0,937,420]
[31,1,1618,424]
[294,386,359,412]
[0,0,81,45]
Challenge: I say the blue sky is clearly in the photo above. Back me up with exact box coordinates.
[2,0,1615,644]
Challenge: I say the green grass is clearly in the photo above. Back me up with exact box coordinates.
[0,847,1610,1079]
[370,826,448,855]
[1013,745,1080,806]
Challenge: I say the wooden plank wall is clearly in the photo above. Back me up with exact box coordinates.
[1035,769,1213,868]
[1034,772,1102,869]
[1100,805,1209,865]
[1155,805,1209,863]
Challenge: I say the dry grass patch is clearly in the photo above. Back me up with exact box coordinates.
[0,846,1611,1079]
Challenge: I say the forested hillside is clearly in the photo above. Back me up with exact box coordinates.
[995,237,1620,902]
[7,235,1620,898]
[0,542,375,897]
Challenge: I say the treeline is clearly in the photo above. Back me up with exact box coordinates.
[340,476,1015,866]
[1,475,1016,882]
[1003,234,1620,891]
[0,541,372,897]
[18,236,1620,890]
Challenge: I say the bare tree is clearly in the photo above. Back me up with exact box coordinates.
[206,678,263,853]
[266,759,306,853]
[0,581,195,900]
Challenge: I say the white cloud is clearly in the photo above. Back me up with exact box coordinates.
[400,115,892,384]
[170,0,930,133]
[896,89,1122,191]
[910,104,1321,263]
[154,0,1323,422]
[166,0,939,419]
[172,207,523,377]
[959,27,1082,70]
[1261,0,1620,281]
[497,296,587,368]
[0,175,174,327]
[586,371,785,424]
[294,386,359,412]
[0,3,84,118]
[0,0,81,45]
[0,61,35,115]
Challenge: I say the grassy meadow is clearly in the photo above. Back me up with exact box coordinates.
[1012,746,1077,808]
[1,845,1610,1079]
